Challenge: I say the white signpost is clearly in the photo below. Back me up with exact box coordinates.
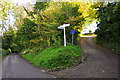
[58,24,70,47]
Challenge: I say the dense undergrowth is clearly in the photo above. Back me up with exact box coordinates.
[21,45,83,70]
[0,48,9,58]
[95,2,120,54]
[96,40,119,54]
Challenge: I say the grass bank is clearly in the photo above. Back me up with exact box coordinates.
[21,45,84,70]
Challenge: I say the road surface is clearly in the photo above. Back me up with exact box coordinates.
[0,58,2,79]
[2,54,55,78]
[49,37,118,78]
[1,37,118,78]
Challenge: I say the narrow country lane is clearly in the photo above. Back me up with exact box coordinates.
[49,37,118,78]
[1,37,118,78]
[2,54,54,78]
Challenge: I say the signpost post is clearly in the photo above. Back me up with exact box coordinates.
[58,24,70,47]
[70,30,76,45]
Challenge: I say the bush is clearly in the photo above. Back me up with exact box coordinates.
[0,48,9,58]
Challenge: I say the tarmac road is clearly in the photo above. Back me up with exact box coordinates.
[2,54,55,78]
[1,37,118,78]
[49,37,118,78]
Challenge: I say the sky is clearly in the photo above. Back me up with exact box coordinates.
[6,0,36,27]
[81,21,98,34]
[12,0,36,5]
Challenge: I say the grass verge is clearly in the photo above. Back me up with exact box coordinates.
[21,45,84,70]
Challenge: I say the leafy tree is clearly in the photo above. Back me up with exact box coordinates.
[34,2,48,11]
[2,26,15,53]
[12,2,98,53]
[0,0,14,33]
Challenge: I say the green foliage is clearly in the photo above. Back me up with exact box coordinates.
[0,0,14,34]
[43,2,84,44]
[34,2,48,11]
[22,52,36,63]
[0,48,9,58]
[13,18,38,51]
[2,2,97,57]
[2,26,15,52]
[95,2,120,54]
[0,0,13,22]
[22,45,83,69]
[12,2,86,53]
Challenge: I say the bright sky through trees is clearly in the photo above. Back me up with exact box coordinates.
[12,0,36,5]
[81,21,98,34]
[0,0,36,35]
